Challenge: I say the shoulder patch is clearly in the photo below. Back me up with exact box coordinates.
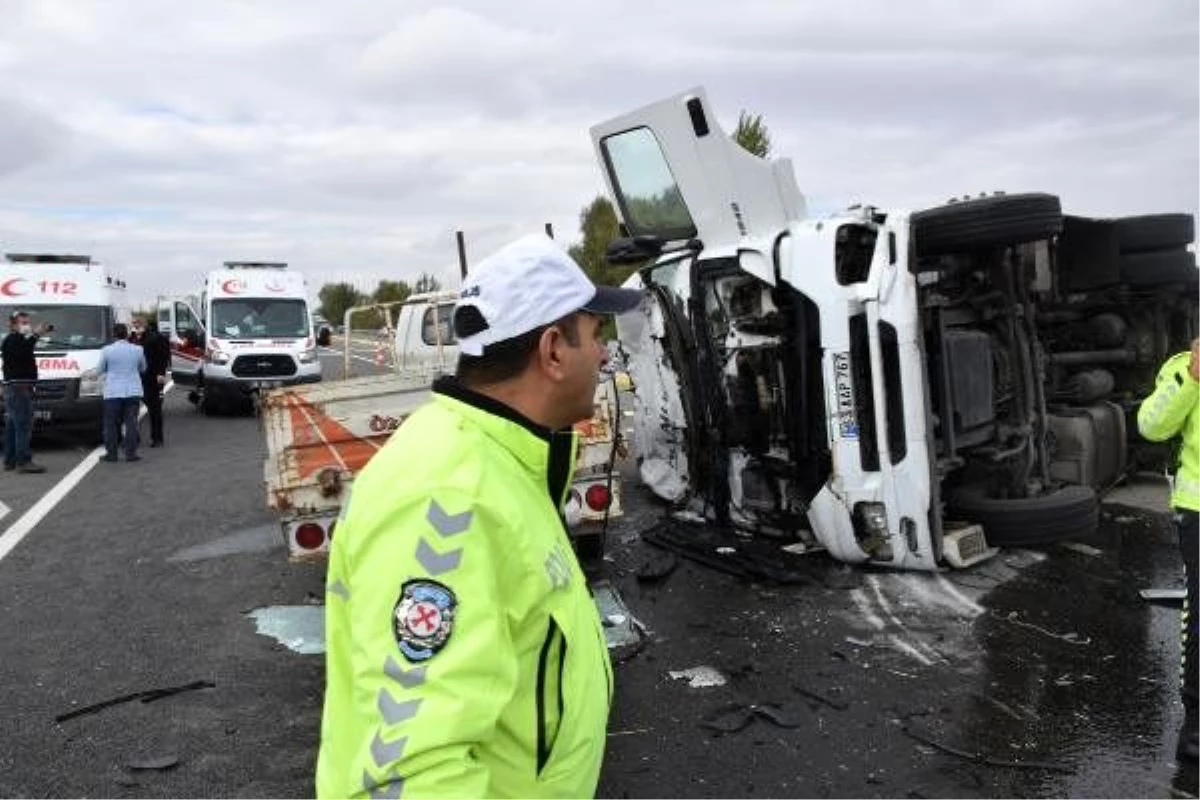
[393,580,457,663]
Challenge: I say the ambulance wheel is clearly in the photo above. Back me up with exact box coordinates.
[912,193,1063,257]
[948,484,1098,546]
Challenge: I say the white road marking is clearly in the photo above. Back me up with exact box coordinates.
[0,404,149,563]
[0,449,102,562]
[0,500,9,523]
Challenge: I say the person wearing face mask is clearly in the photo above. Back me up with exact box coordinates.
[2,311,51,473]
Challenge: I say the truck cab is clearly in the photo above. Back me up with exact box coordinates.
[593,87,1196,570]
[0,253,131,441]
[160,262,322,414]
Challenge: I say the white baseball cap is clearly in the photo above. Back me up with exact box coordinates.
[454,234,642,356]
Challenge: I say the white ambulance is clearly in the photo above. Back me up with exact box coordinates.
[160,262,322,415]
[0,253,132,441]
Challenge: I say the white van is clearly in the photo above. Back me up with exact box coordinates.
[160,262,322,415]
[0,253,131,441]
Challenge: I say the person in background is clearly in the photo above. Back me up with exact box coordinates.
[128,319,144,345]
[95,323,146,463]
[2,311,50,473]
[1138,337,1199,763]
[139,319,171,447]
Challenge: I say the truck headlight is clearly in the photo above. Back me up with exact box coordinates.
[297,348,318,364]
[207,350,230,365]
[79,374,104,397]
[853,501,889,539]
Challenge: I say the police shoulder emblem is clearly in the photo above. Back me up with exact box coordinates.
[394,580,457,662]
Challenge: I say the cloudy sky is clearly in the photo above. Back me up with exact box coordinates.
[0,0,1196,307]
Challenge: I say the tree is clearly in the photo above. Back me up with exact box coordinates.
[567,196,625,287]
[318,282,366,326]
[414,273,442,294]
[373,279,412,305]
[733,111,772,159]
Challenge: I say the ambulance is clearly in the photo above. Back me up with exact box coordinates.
[0,253,132,441]
[160,262,322,415]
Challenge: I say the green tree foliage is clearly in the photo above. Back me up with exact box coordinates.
[373,280,412,305]
[414,273,442,294]
[567,196,626,286]
[733,111,772,158]
[318,282,366,327]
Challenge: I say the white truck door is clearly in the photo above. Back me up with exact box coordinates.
[589,86,806,285]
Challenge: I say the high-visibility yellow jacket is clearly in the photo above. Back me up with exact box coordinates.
[1138,351,1199,512]
[316,378,613,799]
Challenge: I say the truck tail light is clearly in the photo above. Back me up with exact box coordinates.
[295,522,325,550]
[584,484,611,511]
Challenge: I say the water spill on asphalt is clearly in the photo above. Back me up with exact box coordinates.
[247,605,324,655]
[168,525,279,562]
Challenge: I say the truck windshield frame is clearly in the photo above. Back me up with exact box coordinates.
[211,298,310,339]
[0,304,111,350]
[600,126,697,241]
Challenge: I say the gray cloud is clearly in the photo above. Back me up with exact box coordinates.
[0,0,1195,305]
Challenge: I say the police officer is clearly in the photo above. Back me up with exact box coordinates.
[1138,337,1199,762]
[316,235,641,799]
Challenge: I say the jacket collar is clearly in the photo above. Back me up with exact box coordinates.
[432,376,578,506]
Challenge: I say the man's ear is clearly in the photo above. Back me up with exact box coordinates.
[537,326,568,381]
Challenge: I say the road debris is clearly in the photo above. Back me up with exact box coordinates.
[246,605,325,654]
[1059,542,1104,557]
[1139,587,1186,604]
[56,680,216,723]
[903,726,1073,773]
[699,702,807,734]
[794,685,850,711]
[125,755,180,771]
[668,666,727,688]
[635,549,678,583]
[642,519,814,584]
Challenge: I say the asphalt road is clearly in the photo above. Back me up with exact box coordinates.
[0,351,1196,798]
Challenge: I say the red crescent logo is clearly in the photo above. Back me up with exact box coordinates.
[221,279,243,294]
[265,279,285,293]
[0,278,26,297]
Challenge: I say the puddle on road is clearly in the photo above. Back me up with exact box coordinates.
[167,525,279,563]
[247,605,325,655]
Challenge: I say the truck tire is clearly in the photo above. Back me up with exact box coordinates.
[947,484,1098,546]
[912,193,1063,257]
[1118,250,1198,287]
[1115,214,1195,253]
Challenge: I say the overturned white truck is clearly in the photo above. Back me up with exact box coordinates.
[593,87,1197,571]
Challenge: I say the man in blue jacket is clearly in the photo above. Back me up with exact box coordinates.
[95,323,147,463]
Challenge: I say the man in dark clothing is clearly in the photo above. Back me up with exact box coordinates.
[140,320,171,447]
[2,311,50,473]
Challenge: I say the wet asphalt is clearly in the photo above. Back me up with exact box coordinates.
[0,360,1195,798]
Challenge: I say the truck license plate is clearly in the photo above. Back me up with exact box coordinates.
[33,410,52,422]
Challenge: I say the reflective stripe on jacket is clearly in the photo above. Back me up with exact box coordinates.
[317,377,613,799]
[1138,351,1199,512]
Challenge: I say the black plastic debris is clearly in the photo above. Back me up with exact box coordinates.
[699,701,808,735]
[126,755,180,771]
[635,549,679,583]
[641,518,818,584]
[56,680,216,723]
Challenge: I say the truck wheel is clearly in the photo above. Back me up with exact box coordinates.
[912,193,1063,257]
[1118,250,1198,287]
[947,484,1098,546]
[1115,214,1195,253]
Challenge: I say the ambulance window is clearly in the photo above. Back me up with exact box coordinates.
[600,126,696,240]
[421,305,456,346]
[176,302,197,331]
[158,307,170,326]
